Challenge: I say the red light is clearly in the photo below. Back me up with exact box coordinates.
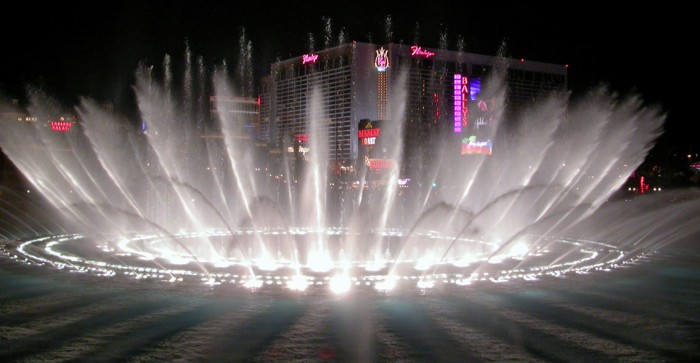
[368,159,393,169]
[294,134,309,143]
[520,59,525,62]
[639,176,650,194]
[257,96,261,107]
[565,64,569,68]
[50,121,73,132]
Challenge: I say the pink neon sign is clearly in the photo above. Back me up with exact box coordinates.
[453,75,462,133]
[375,47,389,72]
[302,53,318,64]
[410,45,435,58]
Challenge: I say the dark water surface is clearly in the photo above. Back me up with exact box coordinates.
[1,248,699,362]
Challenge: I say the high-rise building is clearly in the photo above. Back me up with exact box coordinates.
[261,42,567,164]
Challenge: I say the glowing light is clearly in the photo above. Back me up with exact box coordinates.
[329,275,351,294]
[358,128,380,138]
[50,121,73,132]
[417,279,435,289]
[414,257,434,271]
[204,278,220,286]
[461,137,492,155]
[9,231,640,292]
[638,176,651,194]
[375,277,397,292]
[302,53,318,64]
[375,47,389,72]
[453,74,469,132]
[410,45,435,58]
[367,159,393,170]
[244,277,263,289]
[308,250,334,272]
[256,257,279,271]
[470,78,481,101]
[286,275,309,291]
[508,240,530,258]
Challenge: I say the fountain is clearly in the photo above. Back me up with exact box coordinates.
[1,47,698,295]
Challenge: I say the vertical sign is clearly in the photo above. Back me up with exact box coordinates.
[461,75,469,127]
[453,74,462,133]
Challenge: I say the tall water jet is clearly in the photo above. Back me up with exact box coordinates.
[0,38,686,295]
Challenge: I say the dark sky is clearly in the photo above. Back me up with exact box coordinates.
[1,1,693,151]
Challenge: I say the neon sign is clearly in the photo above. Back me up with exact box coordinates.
[50,121,73,132]
[375,47,389,72]
[461,77,469,128]
[453,74,470,133]
[302,53,318,64]
[461,136,492,155]
[410,45,435,58]
[469,78,481,101]
[358,120,383,147]
[358,128,380,138]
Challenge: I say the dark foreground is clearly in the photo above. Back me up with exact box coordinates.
[1,248,699,362]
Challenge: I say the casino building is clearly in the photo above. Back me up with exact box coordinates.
[259,42,567,169]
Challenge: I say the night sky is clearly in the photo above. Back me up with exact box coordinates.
[1,1,692,151]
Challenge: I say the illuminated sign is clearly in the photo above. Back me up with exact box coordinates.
[358,128,380,138]
[469,78,481,101]
[375,47,389,72]
[461,137,492,155]
[302,53,318,64]
[457,76,495,156]
[50,120,73,132]
[453,74,469,133]
[366,158,393,169]
[410,45,435,58]
[294,134,309,143]
[358,120,382,146]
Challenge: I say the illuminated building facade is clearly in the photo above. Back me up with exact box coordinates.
[262,42,567,163]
